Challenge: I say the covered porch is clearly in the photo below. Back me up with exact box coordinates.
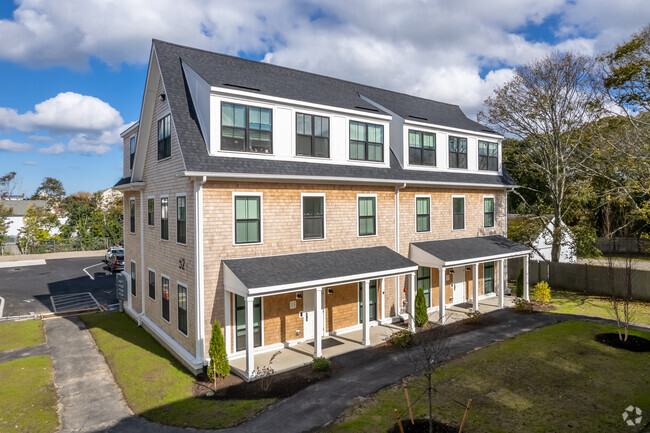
[222,246,418,381]
[410,235,531,323]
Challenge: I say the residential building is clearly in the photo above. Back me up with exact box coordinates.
[114,40,531,380]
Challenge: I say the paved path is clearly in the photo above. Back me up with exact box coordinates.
[39,311,649,433]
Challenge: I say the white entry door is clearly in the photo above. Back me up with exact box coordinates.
[302,290,326,340]
[452,268,465,304]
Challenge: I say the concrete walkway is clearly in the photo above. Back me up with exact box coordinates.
[0,250,104,263]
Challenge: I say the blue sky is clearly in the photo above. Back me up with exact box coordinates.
[0,0,647,195]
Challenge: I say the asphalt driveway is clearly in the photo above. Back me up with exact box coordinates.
[0,256,117,316]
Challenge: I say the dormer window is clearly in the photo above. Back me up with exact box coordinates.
[479,141,498,171]
[296,113,329,158]
[408,130,436,166]
[448,136,467,169]
[129,136,136,169]
[350,121,383,162]
[221,102,272,154]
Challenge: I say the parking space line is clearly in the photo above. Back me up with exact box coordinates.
[0,259,46,269]
[83,262,104,280]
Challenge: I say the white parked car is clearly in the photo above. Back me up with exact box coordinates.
[105,247,124,263]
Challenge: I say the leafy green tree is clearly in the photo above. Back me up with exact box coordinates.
[17,205,59,253]
[0,203,12,244]
[207,320,229,390]
[33,177,66,210]
[414,288,428,327]
[60,194,95,238]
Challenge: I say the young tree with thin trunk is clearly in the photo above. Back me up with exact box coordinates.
[207,320,229,392]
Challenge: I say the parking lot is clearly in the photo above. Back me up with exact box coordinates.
[0,256,118,317]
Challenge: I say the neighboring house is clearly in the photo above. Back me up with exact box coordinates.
[509,215,576,263]
[114,40,531,380]
[1,199,65,241]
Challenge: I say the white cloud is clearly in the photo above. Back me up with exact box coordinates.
[23,160,37,165]
[38,143,65,154]
[0,139,31,152]
[28,135,51,141]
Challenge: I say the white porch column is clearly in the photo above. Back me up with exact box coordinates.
[245,297,255,380]
[499,259,505,308]
[408,272,416,332]
[523,255,530,301]
[473,264,479,311]
[439,267,446,324]
[314,287,323,357]
[380,278,386,321]
[362,280,370,346]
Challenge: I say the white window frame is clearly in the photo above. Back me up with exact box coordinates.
[147,268,156,301]
[294,109,332,160]
[175,192,187,246]
[301,193,326,241]
[160,194,169,242]
[147,195,155,227]
[451,195,466,231]
[176,281,189,336]
[232,192,263,246]
[356,193,378,238]
[129,198,136,234]
[448,135,469,170]
[218,99,275,155]
[231,295,265,352]
[414,194,432,233]
[346,115,390,166]
[483,195,495,228]
[160,273,171,324]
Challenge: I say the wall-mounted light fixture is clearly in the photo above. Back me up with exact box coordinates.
[158,93,166,102]
[466,266,471,271]
[296,292,302,299]
[449,269,455,274]
[327,288,334,295]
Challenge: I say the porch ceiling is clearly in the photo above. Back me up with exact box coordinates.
[410,235,531,268]
[223,246,417,297]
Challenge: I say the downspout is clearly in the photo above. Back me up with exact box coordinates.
[395,183,407,316]
[194,176,207,364]
[139,188,146,325]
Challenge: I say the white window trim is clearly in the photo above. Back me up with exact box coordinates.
[160,274,171,324]
[129,198,136,234]
[447,135,469,170]
[156,111,173,163]
[405,129,437,169]
[294,110,332,160]
[346,116,390,166]
[483,195,495,228]
[218,99,275,155]
[175,192,187,245]
[301,193,326,242]
[160,194,169,242]
[414,194,432,234]
[130,260,137,298]
[357,193,378,238]
[451,195,466,231]
[176,281,189,337]
[232,192,263,246]
[147,195,155,227]
[147,268,156,301]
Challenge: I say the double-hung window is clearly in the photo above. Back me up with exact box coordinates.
[350,121,383,162]
[358,196,376,236]
[417,266,431,307]
[160,197,169,240]
[479,141,498,171]
[129,136,136,169]
[234,195,261,244]
[176,196,186,244]
[147,198,154,226]
[302,195,324,240]
[453,197,465,230]
[409,130,436,166]
[484,262,495,294]
[484,197,495,228]
[178,284,188,335]
[157,115,171,160]
[221,103,272,153]
[130,262,136,297]
[129,199,135,233]
[416,197,430,232]
[148,270,156,300]
[296,113,329,157]
[448,136,467,169]
[161,276,170,321]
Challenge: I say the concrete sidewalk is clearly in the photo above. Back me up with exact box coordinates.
[0,250,104,262]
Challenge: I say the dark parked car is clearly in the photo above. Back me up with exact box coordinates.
[107,253,124,272]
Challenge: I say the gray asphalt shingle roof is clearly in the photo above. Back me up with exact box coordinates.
[412,235,530,264]
[1,199,47,216]
[131,40,516,188]
[223,246,417,290]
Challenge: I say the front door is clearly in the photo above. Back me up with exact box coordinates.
[302,290,326,340]
[359,280,378,322]
[452,268,465,304]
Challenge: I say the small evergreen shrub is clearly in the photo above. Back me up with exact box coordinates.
[415,288,428,327]
[515,268,524,297]
[312,357,331,372]
[207,320,230,382]
[533,281,551,304]
[513,298,534,313]
[389,329,417,348]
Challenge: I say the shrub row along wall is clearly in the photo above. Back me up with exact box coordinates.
[510,259,650,301]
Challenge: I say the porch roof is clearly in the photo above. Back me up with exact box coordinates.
[410,235,531,268]
[223,246,417,297]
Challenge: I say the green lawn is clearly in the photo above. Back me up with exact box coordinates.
[0,355,59,433]
[81,311,274,429]
[0,319,45,351]
[549,290,650,325]
[325,321,650,433]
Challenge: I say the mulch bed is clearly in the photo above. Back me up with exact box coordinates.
[388,419,458,433]
[594,333,650,352]
[193,361,340,400]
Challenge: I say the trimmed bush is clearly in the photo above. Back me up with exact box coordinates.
[389,329,417,348]
[533,281,551,304]
[312,357,331,372]
[207,320,230,382]
[515,268,524,297]
[415,288,428,327]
